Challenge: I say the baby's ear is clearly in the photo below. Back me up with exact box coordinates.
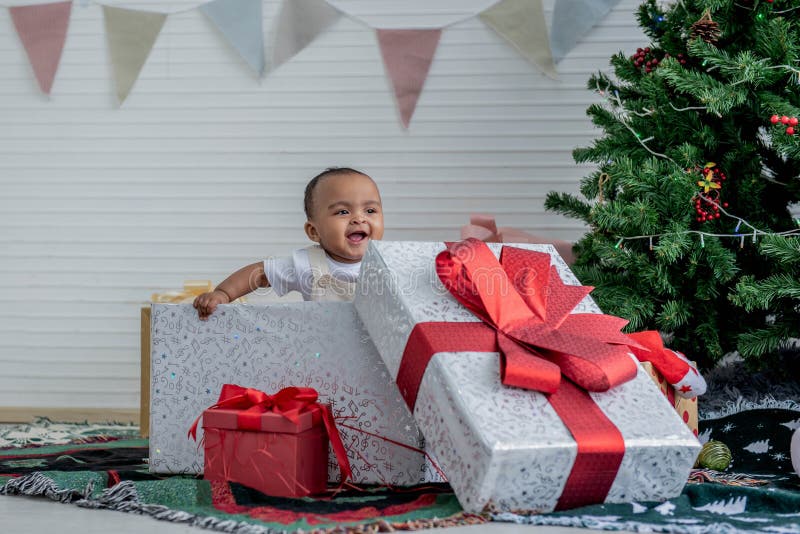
[304,220,321,243]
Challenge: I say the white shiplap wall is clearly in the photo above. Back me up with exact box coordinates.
[0,0,646,411]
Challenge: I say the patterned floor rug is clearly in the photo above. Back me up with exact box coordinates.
[0,417,140,448]
[1,403,799,533]
[0,437,481,533]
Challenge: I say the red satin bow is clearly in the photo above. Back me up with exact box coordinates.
[442,239,639,392]
[398,239,638,405]
[189,384,352,483]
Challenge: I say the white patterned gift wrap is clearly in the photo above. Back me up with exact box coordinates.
[148,301,443,485]
[353,241,702,514]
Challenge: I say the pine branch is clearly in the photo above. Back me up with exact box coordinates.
[687,39,779,87]
[693,319,723,359]
[590,200,636,234]
[698,0,729,11]
[759,92,800,119]
[543,192,591,222]
[769,130,800,160]
[732,273,800,310]
[698,237,739,284]
[673,143,705,167]
[738,321,798,358]
[637,0,667,41]
[656,299,691,331]
[759,234,800,264]
[653,226,693,263]
[754,17,800,68]
[657,57,749,115]
[586,282,657,332]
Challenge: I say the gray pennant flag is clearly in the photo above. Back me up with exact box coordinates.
[272,0,340,72]
[201,0,265,76]
[551,0,622,63]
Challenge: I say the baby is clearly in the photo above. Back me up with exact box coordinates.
[194,167,384,319]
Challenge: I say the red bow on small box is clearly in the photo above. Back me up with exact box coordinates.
[396,239,642,510]
[189,384,352,483]
[626,330,706,399]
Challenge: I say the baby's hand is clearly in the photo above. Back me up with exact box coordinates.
[193,290,230,321]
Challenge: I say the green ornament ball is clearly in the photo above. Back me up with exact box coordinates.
[696,440,732,471]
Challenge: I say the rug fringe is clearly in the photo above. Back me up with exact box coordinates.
[73,480,284,533]
[3,474,482,534]
[79,481,484,534]
[0,471,94,503]
[1,475,283,533]
[700,396,800,421]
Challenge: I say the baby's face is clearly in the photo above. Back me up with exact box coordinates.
[304,172,384,263]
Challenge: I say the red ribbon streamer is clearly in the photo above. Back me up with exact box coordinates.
[189,384,352,484]
[396,239,641,510]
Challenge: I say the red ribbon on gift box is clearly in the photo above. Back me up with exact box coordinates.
[396,239,642,510]
[189,384,352,484]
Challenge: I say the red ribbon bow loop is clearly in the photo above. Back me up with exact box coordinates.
[189,384,352,483]
[435,239,639,394]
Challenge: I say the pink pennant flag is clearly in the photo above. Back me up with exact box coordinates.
[376,29,441,129]
[10,1,73,95]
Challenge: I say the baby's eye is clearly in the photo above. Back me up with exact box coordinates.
[366,208,378,214]
[336,209,350,215]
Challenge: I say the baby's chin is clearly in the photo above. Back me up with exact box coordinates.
[328,244,367,263]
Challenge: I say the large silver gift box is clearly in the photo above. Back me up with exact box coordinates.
[148,302,442,485]
[353,241,701,513]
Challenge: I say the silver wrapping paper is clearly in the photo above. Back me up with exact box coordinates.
[148,301,443,485]
[353,241,700,513]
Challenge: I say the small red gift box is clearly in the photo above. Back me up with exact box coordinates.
[191,384,351,498]
[202,407,327,497]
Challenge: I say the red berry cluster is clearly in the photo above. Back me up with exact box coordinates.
[694,165,728,223]
[631,48,687,73]
[770,114,798,135]
[631,48,657,72]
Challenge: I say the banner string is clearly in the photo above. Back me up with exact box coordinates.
[0,0,504,27]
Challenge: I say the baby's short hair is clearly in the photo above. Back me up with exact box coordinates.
[303,167,370,219]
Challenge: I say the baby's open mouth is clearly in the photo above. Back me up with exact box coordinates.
[346,231,368,243]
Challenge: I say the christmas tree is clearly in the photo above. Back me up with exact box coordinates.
[545,0,800,369]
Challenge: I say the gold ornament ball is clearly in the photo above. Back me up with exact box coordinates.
[696,440,732,471]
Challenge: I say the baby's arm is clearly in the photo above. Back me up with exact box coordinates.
[193,262,268,320]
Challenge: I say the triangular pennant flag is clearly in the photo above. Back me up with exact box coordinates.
[376,29,441,129]
[551,0,621,63]
[272,0,340,72]
[10,1,73,95]
[200,0,264,76]
[103,5,167,104]
[479,0,557,79]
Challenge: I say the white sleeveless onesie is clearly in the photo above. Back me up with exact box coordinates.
[305,245,358,302]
